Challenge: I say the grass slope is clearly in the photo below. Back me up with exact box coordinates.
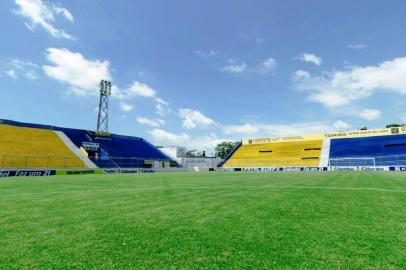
[0,172,405,269]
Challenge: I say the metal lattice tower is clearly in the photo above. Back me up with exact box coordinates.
[97,80,112,132]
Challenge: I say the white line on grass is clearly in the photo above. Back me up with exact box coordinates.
[1,185,405,199]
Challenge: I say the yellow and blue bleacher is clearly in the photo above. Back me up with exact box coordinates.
[0,119,173,169]
[222,129,406,168]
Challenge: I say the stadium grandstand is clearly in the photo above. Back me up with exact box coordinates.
[221,126,406,169]
[0,119,173,170]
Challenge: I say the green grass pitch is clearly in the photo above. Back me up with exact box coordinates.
[1,172,405,269]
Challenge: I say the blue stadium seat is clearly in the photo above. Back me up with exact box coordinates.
[330,135,406,166]
[59,128,171,168]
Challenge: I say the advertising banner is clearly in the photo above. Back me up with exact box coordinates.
[220,167,399,172]
[0,170,56,178]
[390,166,406,171]
[103,168,154,174]
[328,166,389,171]
[56,169,104,175]
[241,167,328,172]
[81,142,100,152]
[243,134,323,145]
[243,127,406,145]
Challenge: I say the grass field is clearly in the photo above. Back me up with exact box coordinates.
[1,172,405,269]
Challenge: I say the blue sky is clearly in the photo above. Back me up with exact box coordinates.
[2,0,406,153]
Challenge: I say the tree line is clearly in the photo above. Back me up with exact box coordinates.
[185,141,240,159]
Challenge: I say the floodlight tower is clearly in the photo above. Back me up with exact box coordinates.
[97,80,112,132]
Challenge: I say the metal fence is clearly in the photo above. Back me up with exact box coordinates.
[223,154,406,168]
[328,155,406,167]
[104,157,171,168]
[0,153,174,169]
[0,153,87,169]
[4,153,406,169]
[328,157,376,167]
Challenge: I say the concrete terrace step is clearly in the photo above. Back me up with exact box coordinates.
[54,131,98,169]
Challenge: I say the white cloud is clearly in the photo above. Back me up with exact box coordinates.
[348,44,366,50]
[359,109,382,121]
[25,70,37,80]
[10,59,37,69]
[333,120,351,130]
[14,0,74,40]
[155,97,168,105]
[222,121,337,137]
[155,102,170,117]
[113,81,169,116]
[292,70,311,81]
[125,81,156,98]
[117,86,169,117]
[296,53,322,66]
[222,123,260,135]
[111,83,141,99]
[178,108,214,129]
[220,57,278,74]
[194,50,216,58]
[220,59,247,73]
[5,59,38,80]
[149,129,226,154]
[258,57,278,74]
[5,70,18,80]
[43,48,111,96]
[150,129,190,145]
[186,133,227,154]
[52,4,74,22]
[308,91,350,108]
[137,117,165,127]
[110,84,122,98]
[293,57,406,109]
[42,48,169,117]
[119,102,134,112]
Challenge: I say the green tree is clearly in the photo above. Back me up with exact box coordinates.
[386,123,405,128]
[215,141,239,159]
[185,149,202,157]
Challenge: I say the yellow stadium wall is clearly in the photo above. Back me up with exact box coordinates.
[223,140,323,168]
[0,124,85,169]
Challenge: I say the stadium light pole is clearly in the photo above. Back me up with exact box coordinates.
[97,80,112,133]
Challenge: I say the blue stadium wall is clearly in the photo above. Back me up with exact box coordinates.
[0,119,173,168]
